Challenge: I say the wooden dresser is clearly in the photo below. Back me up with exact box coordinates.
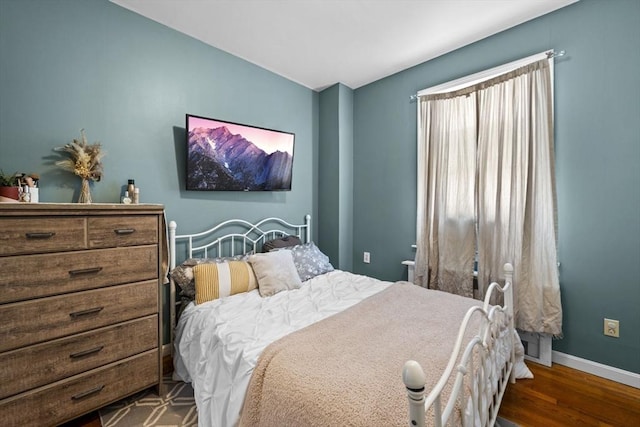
[0,203,165,426]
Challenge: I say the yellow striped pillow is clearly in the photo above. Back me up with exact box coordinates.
[193,261,257,304]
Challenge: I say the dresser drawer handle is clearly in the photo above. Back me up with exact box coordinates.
[68,267,103,276]
[69,345,104,359]
[69,306,104,318]
[25,232,56,239]
[114,228,136,235]
[71,384,105,401]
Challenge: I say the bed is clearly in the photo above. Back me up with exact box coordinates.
[168,215,529,427]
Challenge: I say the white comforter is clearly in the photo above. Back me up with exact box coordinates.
[173,270,392,427]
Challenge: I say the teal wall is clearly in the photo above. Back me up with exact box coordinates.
[0,0,317,234]
[0,0,318,345]
[1,0,638,373]
[318,85,340,264]
[337,84,354,271]
[318,83,353,270]
[352,0,640,373]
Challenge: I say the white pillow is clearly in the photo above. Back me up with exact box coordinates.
[248,250,302,297]
[513,333,534,379]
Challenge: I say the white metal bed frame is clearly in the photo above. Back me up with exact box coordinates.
[168,214,311,347]
[403,263,515,427]
[167,214,515,427]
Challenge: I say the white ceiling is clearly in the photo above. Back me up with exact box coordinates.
[110,0,578,91]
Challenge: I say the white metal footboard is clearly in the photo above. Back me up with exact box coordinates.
[403,263,515,427]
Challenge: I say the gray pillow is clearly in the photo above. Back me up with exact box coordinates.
[248,250,302,297]
[261,235,302,252]
[278,242,334,281]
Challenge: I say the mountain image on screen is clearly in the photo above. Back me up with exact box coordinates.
[187,126,293,191]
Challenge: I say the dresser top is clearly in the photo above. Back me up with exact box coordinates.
[0,203,164,216]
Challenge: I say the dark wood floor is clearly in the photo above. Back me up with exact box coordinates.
[61,361,639,427]
[499,361,640,426]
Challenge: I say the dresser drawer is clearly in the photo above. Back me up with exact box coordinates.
[0,280,158,352]
[0,217,86,256]
[88,215,158,248]
[0,315,158,399]
[0,350,158,427]
[0,245,158,304]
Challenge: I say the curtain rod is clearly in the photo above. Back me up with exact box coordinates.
[409,49,566,102]
[547,50,566,59]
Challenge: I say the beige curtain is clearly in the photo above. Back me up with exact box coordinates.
[476,60,562,336]
[415,59,562,336]
[415,91,477,297]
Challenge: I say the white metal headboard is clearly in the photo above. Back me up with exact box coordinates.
[167,215,311,348]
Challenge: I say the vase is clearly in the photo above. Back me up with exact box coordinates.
[0,186,20,202]
[78,178,92,204]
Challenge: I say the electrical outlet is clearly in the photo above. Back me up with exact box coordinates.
[363,251,370,264]
[604,318,619,338]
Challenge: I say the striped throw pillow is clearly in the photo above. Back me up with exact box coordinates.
[193,261,257,304]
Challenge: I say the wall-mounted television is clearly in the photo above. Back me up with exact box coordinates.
[186,114,295,191]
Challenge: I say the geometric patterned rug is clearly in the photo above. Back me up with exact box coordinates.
[496,416,520,427]
[99,376,197,426]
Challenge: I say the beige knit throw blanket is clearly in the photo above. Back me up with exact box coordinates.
[239,282,482,427]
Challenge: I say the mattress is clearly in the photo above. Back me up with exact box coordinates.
[173,270,393,427]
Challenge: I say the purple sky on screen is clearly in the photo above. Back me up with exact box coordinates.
[188,117,294,155]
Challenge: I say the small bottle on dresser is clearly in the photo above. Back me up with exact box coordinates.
[133,187,139,204]
[127,179,135,198]
[122,191,132,204]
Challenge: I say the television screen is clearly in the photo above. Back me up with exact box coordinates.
[186,114,295,191]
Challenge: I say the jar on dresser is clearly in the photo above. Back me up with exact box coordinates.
[0,203,165,427]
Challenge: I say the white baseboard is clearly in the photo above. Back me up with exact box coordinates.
[552,350,640,389]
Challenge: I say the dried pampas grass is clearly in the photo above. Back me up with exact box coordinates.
[55,129,105,181]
